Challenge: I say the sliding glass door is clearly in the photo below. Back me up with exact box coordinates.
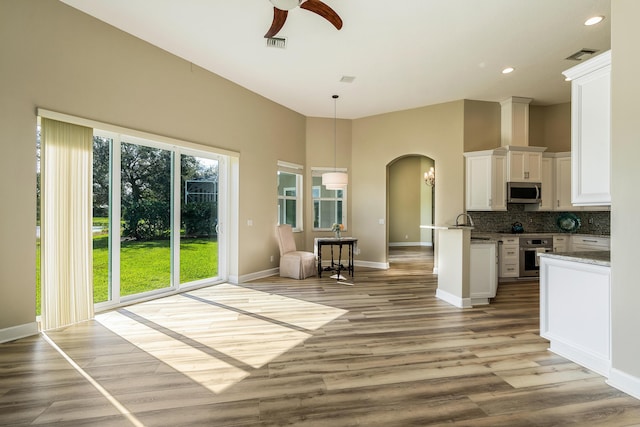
[179,153,220,285]
[93,132,224,309]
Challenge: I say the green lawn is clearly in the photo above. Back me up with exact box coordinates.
[36,234,218,315]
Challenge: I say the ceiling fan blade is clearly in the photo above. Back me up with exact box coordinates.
[265,8,288,38]
[300,0,343,30]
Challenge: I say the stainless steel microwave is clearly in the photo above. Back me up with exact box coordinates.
[507,182,541,204]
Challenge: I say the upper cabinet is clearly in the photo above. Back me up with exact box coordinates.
[464,149,507,211]
[563,50,611,206]
[505,146,545,182]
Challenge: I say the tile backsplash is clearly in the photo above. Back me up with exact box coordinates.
[469,204,610,235]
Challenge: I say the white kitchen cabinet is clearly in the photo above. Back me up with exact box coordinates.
[470,242,498,305]
[553,235,569,252]
[499,236,519,278]
[506,148,544,183]
[555,156,581,211]
[528,152,609,212]
[563,50,611,206]
[570,235,610,252]
[464,149,507,211]
[538,155,554,211]
[539,254,611,376]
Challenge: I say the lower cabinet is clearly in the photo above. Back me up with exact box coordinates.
[499,236,519,278]
[553,235,569,252]
[539,255,611,376]
[470,242,498,305]
[571,235,610,251]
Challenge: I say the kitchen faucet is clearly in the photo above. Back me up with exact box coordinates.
[455,213,474,227]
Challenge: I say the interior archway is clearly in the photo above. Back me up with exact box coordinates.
[386,155,435,265]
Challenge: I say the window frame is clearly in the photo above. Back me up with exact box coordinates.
[311,168,347,231]
[277,161,304,232]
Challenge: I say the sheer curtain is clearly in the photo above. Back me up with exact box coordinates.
[40,118,94,330]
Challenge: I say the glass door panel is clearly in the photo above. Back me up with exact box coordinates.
[180,154,219,284]
[93,135,112,303]
[120,142,173,297]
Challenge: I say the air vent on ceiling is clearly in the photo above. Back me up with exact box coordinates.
[565,48,599,61]
[340,76,356,83]
[265,37,287,49]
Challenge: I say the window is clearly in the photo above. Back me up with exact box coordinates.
[312,170,346,230]
[277,161,303,230]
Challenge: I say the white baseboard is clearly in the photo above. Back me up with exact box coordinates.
[0,321,39,344]
[435,289,472,308]
[238,268,279,283]
[608,368,640,400]
[355,260,389,270]
[546,340,610,377]
[388,242,433,247]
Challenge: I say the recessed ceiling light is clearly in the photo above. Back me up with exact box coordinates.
[502,67,514,74]
[584,15,604,26]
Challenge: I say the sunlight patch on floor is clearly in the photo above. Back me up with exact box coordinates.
[96,284,347,394]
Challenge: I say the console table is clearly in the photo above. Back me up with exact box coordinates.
[314,237,357,280]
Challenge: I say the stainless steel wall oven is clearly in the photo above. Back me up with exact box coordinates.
[519,236,553,277]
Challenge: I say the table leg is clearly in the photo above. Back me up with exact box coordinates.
[337,242,344,280]
[349,243,354,278]
[317,244,323,277]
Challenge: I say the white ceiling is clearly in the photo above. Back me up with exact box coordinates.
[59,0,611,119]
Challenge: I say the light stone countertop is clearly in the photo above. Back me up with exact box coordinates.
[538,250,610,267]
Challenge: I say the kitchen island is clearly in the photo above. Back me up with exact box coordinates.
[538,250,611,377]
[421,225,498,307]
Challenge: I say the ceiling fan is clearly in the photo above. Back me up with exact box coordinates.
[265,0,343,38]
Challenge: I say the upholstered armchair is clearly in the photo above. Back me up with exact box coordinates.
[275,224,317,279]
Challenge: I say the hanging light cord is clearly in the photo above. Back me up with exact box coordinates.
[333,94,338,171]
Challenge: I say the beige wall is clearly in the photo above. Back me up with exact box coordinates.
[611,0,640,384]
[352,101,465,265]
[463,100,501,152]
[303,117,352,251]
[0,1,310,331]
[530,103,571,152]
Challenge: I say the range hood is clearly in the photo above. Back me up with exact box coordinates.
[500,96,532,147]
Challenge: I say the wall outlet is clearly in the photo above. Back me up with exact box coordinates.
[405,234,409,239]
[270,255,274,262]
[588,218,594,224]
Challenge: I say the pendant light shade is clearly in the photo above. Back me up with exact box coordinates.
[322,172,348,189]
[322,95,348,190]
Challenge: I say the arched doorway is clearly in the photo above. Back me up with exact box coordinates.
[387,155,435,264]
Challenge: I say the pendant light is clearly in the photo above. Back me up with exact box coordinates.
[322,95,348,190]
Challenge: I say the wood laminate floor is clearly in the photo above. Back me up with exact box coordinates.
[2,246,640,426]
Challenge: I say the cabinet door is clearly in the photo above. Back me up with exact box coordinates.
[508,151,542,182]
[555,157,580,211]
[509,151,527,182]
[466,155,507,211]
[492,155,507,210]
[568,53,611,205]
[470,243,497,300]
[538,157,553,210]
[466,156,492,211]
[526,152,542,182]
[553,236,568,252]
